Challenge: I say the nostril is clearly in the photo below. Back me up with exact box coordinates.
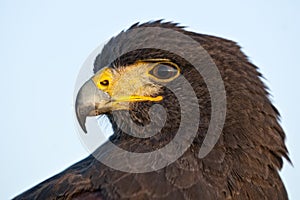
[100,80,109,86]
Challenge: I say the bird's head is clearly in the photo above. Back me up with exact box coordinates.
[74,21,288,170]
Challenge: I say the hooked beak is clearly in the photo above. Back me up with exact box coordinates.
[75,79,111,133]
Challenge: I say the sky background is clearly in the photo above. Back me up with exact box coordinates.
[1,0,299,199]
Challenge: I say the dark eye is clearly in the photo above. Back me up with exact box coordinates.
[149,63,179,80]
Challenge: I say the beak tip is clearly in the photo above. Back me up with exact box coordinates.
[76,111,88,134]
[82,126,88,134]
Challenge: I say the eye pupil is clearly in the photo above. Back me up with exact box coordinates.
[150,63,178,80]
[100,80,109,86]
[156,65,170,77]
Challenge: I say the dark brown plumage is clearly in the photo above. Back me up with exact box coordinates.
[14,21,289,200]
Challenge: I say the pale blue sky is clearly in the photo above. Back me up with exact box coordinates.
[0,0,299,199]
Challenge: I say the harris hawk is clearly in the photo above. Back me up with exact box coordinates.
[14,21,289,200]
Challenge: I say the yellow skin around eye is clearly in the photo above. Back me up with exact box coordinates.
[91,61,179,103]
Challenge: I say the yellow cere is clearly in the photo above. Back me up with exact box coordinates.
[92,67,114,92]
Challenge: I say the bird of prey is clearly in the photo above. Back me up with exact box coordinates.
[14,21,290,200]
